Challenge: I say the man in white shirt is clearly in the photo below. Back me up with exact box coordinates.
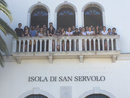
[86,27,94,35]
[101,26,108,35]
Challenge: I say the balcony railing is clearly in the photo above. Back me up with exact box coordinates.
[12,35,120,63]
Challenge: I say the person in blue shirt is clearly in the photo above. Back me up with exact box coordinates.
[30,26,37,37]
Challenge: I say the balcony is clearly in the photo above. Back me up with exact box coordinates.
[12,35,120,63]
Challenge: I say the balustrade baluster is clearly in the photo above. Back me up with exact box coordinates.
[89,39,91,51]
[60,40,62,52]
[19,40,21,52]
[27,40,29,52]
[40,40,42,52]
[44,40,46,52]
[49,39,52,52]
[55,39,57,52]
[102,39,104,51]
[31,40,34,52]
[35,40,38,52]
[22,40,25,52]
[111,38,114,51]
[69,39,71,51]
[98,39,100,51]
[74,39,76,51]
[107,39,110,51]
[79,39,82,51]
[93,39,96,51]
[64,39,67,51]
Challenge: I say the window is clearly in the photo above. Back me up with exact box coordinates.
[57,8,75,29]
[84,7,103,27]
[25,94,48,98]
[85,94,110,98]
[31,8,48,27]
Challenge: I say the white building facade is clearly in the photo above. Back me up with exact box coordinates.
[0,0,130,98]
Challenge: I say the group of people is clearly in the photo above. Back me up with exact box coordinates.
[15,22,117,52]
[15,22,117,38]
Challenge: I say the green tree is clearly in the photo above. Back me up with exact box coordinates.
[0,0,17,67]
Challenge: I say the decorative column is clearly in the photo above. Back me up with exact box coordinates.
[69,39,71,51]
[79,39,82,51]
[89,39,91,51]
[85,39,87,51]
[64,39,67,51]
[55,39,57,52]
[49,39,52,52]
[102,39,104,51]
[111,38,114,51]
[93,39,96,51]
[74,39,77,51]
[44,40,46,52]
[98,39,100,51]
[60,40,62,52]
[40,40,42,52]
[31,40,34,52]
[35,40,38,52]
[22,40,25,52]
[107,39,110,51]
[18,40,21,52]
[27,40,29,52]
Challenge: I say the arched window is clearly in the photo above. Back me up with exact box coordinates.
[57,8,75,29]
[25,94,48,98]
[84,7,103,27]
[31,8,48,27]
[85,94,110,98]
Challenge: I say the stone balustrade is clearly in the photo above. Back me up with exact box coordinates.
[12,35,120,63]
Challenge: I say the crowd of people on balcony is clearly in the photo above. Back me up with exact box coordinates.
[15,22,118,52]
[15,22,117,38]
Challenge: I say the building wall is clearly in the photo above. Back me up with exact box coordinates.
[0,0,130,53]
[1,0,130,98]
[0,59,130,98]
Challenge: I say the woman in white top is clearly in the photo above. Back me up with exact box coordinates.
[101,26,108,35]
[38,28,44,37]
[81,27,87,36]
[66,27,73,36]
[86,27,94,35]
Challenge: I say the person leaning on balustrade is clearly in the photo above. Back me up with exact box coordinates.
[112,27,117,35]
[73,28,80,36]
[47,22,55,36]
[65,27,73,51]
[23,27,30,52]
[24,27,30,37]
[47,22,56,51]
[108,28,112,35]
[95,26,102,35]
[80,27,87,36]
[15,23,24,37]
[65,27,73,36]
[101,26,108,50]
[55,28,62,51]
[38,27,46,37]
[71,26,76,33]
[86,26,94,35]
[101,26,108,35]
[60,28,66,51]
[30,26,37,37]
